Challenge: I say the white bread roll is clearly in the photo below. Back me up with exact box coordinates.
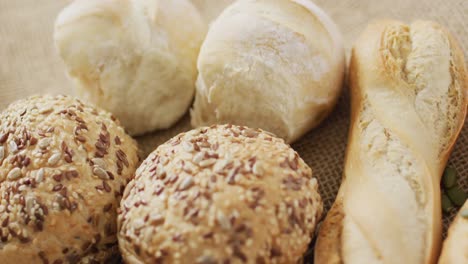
[54,0,206,136]
[315,20,467,264]
[191,0,234,23]
[439,201,468,264]
[191,0,345,143]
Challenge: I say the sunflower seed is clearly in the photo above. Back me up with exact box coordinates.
[216,211,231,230]
[92,158,106,169]
[182,141,194,152]
[8,140,18,153]
[7,167,21,180]
[93,167,109,180]
[213,159,228,172]
[48,153,61,166]
[36,168,44,182]
[179,177,193,191]
[199,159,216,168]
[193,152,205,164]
[38,138,51,149]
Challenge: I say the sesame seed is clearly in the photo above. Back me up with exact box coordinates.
[7,167,21,180]
[48,153,61,166]
[217,211,231,230]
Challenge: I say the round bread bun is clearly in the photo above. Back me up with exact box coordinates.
[118,124,323,263]
[191,0,345,143]
[54,0,206,136]
[0,95,139,263]
[191,0,234,23]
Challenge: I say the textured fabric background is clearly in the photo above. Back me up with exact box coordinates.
[0,0,466,260]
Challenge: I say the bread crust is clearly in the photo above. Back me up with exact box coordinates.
[438,201,468,264]
[315,19,467,264]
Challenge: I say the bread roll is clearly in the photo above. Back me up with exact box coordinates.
[0,95,139,263]
[118,124,323,263]
[54,0,206,136]
[191,0,234,23]
[315,20,467,264]
[191,0,345,143]
[438,201,468,264]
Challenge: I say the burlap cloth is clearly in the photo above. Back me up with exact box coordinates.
[0,0,466,258]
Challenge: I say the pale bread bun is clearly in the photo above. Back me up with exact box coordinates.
[191,0,234,23]
[191,0,345,143]
[0,95,139,263]
[315,20,467,264]
[54,0,206,136]
[118,124,322,263]
[439,201,468,264]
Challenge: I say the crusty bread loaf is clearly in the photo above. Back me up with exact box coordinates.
[0,95,139,263]
[191,0,345,143]
[118,124,323,263]
[438,201,468,264]
[54,0,206,136]
[315,20,467,264]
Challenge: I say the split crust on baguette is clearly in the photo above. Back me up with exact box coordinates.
[315,20,467,264]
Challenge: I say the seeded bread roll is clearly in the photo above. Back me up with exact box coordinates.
[191,0,345,143]
[315,20,467,264]
[0,95,139,263]
[54,0,206,136]
[118,124,322,263]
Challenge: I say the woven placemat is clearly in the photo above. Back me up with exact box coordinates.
[0,0,466,259]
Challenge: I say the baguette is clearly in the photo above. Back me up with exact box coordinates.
[315,20,467,264]
[438,201,468,264]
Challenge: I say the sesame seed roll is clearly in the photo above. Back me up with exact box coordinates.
[118,125,322,264]
[0,95,139,263]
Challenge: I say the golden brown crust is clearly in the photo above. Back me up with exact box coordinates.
[315,19,467,264]
[0,95,139,263]
[118,124,323,264]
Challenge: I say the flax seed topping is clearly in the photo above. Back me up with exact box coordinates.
[118,125,322,263]
[0,95,138,263]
